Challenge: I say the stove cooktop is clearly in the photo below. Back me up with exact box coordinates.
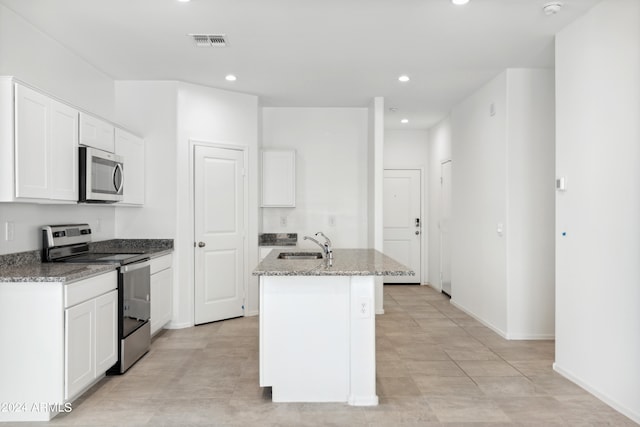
[60,252,149,265]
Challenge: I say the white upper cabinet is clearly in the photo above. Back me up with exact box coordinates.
[261,150,296,207]
[114,127,145,205]
[0,77,139,204]
[80,112,114,153]
[14,84,78,201]
[50,99,79,201]
[15,84,49,199]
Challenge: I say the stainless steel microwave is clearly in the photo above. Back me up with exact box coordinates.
[79,146,124,203]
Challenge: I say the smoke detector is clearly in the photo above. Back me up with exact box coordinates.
[188,34,228,47]
[543,1,563,15]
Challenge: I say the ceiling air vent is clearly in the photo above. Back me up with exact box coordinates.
[188,34,228,48]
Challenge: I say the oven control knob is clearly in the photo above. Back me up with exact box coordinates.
[198,242,206,248]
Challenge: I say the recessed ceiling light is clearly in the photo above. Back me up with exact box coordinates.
[451,0,469,5]
[398,75,410,83]
[401,118,409,124]
[177,0,191,3]
[225,74,237,82]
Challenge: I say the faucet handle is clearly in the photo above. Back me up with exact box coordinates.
[315,231,332,246]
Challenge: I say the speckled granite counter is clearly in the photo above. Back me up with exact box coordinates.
[0,239,173,283]
[253,248,414,276]
[0,262,115,283]
[89,239,173,257]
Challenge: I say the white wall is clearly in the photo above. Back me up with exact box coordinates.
[113,81,260,327]
[0,4,114,120]
[427,117,452,290]
[451,71,509,333]
[554,0,640,422]
[0,204,115,255]
[261,108,369,249]
[176,82,259,323]
[114,81,178,239]
[368,98,385,313]
[0,3,117,256]
[384,129,429,283]
[449,69,555,338]
[506,69,555,338]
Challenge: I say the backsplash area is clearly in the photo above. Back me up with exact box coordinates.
[0,203,116,255]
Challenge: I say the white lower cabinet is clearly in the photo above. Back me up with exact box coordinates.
[65,298,95,400]
[64,283,117,400]
[66,289,117,400]
[95,291,118,374]
[0,270,117,422]
[150,254,173,335]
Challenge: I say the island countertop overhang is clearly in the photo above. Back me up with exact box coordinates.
[253,248,414,277]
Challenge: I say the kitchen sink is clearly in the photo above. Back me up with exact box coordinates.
[277,252,323,260]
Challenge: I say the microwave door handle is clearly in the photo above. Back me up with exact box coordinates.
[113,163,124,193]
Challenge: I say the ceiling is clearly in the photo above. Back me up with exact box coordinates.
[0,0,600,129]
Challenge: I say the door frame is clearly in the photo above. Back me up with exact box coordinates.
[383,167,426,285]
[439,159,452,295]
[189,139,250,324]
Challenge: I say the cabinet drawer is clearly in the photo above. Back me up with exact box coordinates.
[65,271,117,308]
[151,254,172,275]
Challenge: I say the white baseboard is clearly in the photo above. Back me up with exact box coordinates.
[450,299,508,338]
[165,321,194,329]
[425,282,442,292]
[348,395,379,406]
[245,310,259,317]
[375,309,385,315]
[506,332,555,340]
[553,363,640,424]
[450,299,555,340]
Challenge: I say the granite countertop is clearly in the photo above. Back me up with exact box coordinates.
[0,263,116,283]
[253,248,414,277]
[0,239,173,283]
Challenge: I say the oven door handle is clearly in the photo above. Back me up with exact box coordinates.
[121,260,151,273]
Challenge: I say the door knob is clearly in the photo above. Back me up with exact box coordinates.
[198,242,206,248]
[415,231,420,235]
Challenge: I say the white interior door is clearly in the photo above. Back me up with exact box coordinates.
[194,145,245,324]
[383,169,421,284]
[440,161,452,296]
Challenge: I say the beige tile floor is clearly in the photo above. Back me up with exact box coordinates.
[28,285,637,426]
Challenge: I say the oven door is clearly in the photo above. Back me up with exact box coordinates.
[121,260,151,338]
[79,146,124,203]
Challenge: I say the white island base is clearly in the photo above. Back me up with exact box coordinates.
[259,275,378,406]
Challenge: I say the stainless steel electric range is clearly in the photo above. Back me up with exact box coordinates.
[43,224,151,374]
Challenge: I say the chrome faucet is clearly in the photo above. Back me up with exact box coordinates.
[303,232,333,260]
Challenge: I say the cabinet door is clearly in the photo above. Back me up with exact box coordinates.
[14,84,49,199]
[261,150,295,207]
[95,290,118,374]
[115,128,145,205]
[79,112,114,153]
[50,100,79,201]
[65,299,95,400]
[150,268,172,335]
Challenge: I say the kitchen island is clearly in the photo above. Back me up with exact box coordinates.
[253,249,413,406]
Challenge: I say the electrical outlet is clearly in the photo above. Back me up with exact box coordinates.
[280,216,287,227]
[5,221,14,241]
[358,297,371,319]
[328,215,336,227]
